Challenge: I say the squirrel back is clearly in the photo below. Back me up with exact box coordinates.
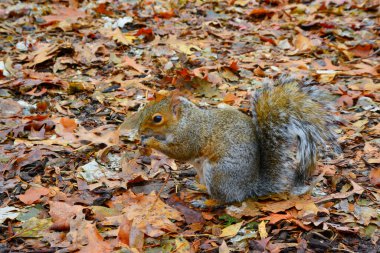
[120,77,340,203]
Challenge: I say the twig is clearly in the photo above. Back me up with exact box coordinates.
[1,224,40,243]
[149,174,170,212]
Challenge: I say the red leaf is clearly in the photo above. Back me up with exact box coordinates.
[259,35,277,46]
[229,61,239,72]
[135,28,153,36]
[94,3,114,16]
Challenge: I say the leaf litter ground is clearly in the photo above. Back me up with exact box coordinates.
[0,0,379,252]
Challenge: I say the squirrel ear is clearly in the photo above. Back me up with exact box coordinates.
[170,94,183,117]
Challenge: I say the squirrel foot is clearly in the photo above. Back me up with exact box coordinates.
[184,179,208,193]
[190,197,224,210]
[291,185,312,196]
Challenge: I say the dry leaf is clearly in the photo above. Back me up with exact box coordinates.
[18,186,50,205]
[219,222,243,237]
[258,221,268,239]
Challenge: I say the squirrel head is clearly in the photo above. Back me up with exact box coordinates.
[119,92,189,142]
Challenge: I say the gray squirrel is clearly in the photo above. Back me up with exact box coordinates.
[120,77,340,204]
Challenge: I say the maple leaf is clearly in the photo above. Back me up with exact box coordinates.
[110,191,183,237]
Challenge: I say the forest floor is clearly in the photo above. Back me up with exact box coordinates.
[0,0,379,252]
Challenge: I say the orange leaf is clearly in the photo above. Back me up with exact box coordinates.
[80,224,112,253]
[60,117,77,132]
[294,33,313,51]
[369,168,380,187]
[349,44,373,58]
[223,93,237,105]
[259,213,293,224]
[118,218,132,245]
[18,186,50,205]
[248,8,274,16]
[229,61,239,72]
[155,9,175,19]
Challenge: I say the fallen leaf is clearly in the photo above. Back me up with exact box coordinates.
[0,206,20,223]
[16,217,53,238]
[219,240,230,253]
[42,6,86,24]
[293,33,314,52]
[226,200,263,218]
[219,221,243,237]
[110,191,183,237]
[315,180,364,203]
[118,56,148,74]
[349,44,373,58]
[49,201,83,231]
[258,221,268,239]
[0,99,22,118]
[118,218,144,251]
[18,186,50,205]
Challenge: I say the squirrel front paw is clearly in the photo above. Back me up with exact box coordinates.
[184,179,208,193]
[190,197,224,210]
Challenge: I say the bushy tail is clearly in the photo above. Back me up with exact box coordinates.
[252,76,340,189]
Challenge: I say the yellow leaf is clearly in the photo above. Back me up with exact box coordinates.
[111,28,136,46]
[219,240,230,253]
[258,220,268,239]
[174,237,191,253]
[219,221,243,237]
[167,34,201,55]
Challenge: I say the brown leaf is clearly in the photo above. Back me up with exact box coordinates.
[79,224,112,253]
[18,186,50,205]
[349,44,373,58]
[42,6,86,24]
[0,99,22,118]
[118,56,148,74]
[49,201,84,231]
[315,180,364,203]
[336,95,354,107]
[66,211,112,252]
[121,156,148,183]
[94,3,113,16]
[369,168,380,187]
[166,195,205,224]
[226,199,263,218]
[111,191,183,237]
[118,218,144,251]
[293,33,314,52]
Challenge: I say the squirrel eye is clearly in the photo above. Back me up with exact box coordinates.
[152,114,163,123]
